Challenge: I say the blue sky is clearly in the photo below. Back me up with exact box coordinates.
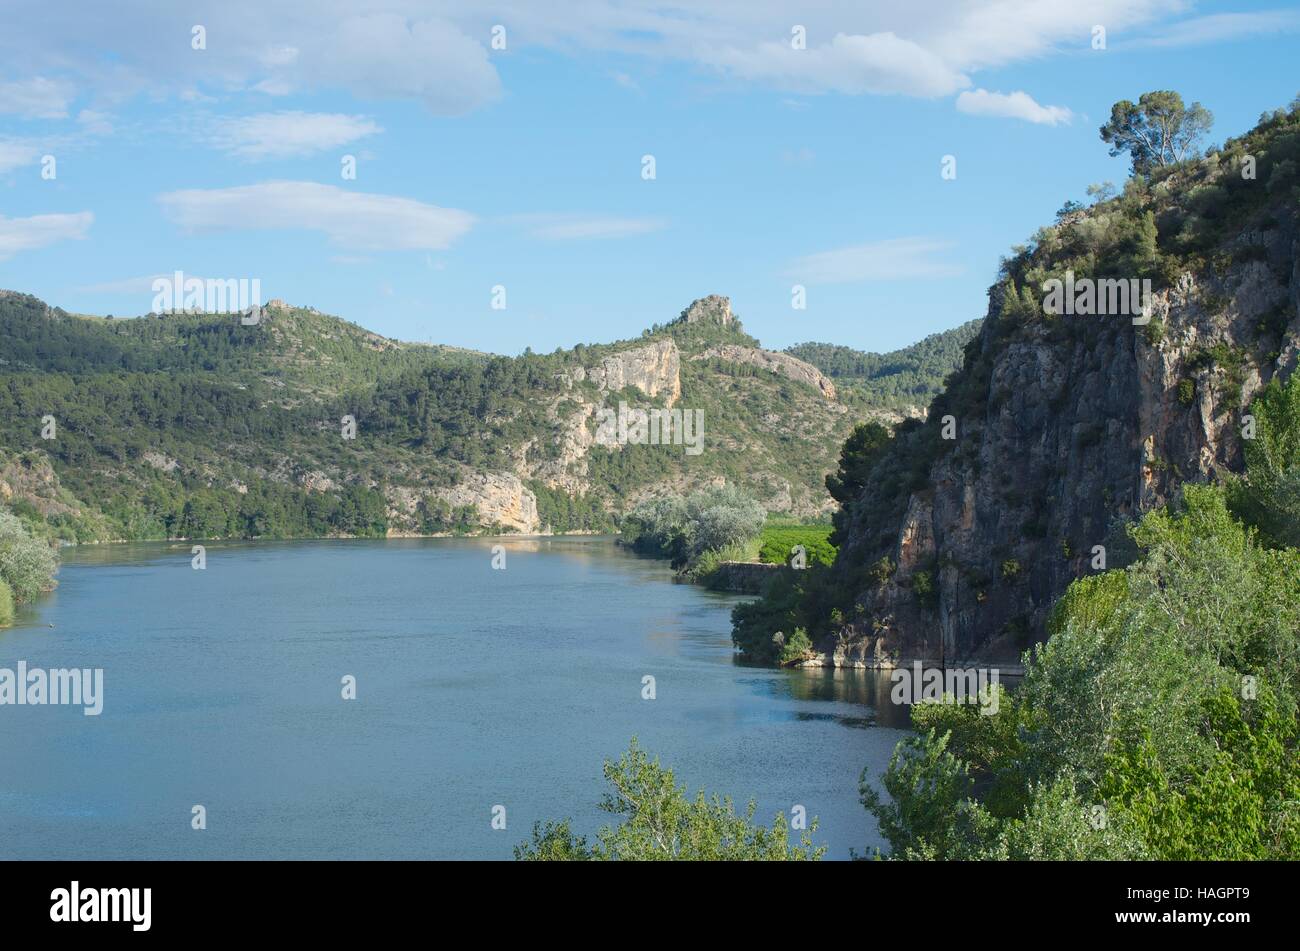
[1,1,1297,356]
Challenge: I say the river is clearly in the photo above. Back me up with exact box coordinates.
[0,536,908,859]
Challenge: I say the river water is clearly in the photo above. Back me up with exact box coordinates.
[0,536,908,859]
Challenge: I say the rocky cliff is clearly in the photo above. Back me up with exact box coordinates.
[812,111,1300,667]
[691,344,837,400]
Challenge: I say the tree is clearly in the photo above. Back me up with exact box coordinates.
[0,509,59,603]
[515,739,825,860]
[1100,91,1213,173]
[825,420,892,506]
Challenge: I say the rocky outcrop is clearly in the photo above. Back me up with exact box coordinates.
[821,196,1299,667]
[677,294,735,327]
[691,345,837,400]
[436,469,539,534]
[569,339,681,405]
[386,466,540,534]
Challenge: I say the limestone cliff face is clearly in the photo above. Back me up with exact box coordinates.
[387,467,539,534]
[821,204,1299,667]
[690,345,837,400]
[679,294,735,326]
[569,339,682,405]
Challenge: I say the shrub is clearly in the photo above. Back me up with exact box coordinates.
[0,509,59,603]
[0,579,14,626]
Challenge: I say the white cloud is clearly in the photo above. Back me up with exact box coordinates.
[157,181,474,251]
[0,77,74,118]
[0,139,41,174]
[0,1,1185,115]
[75,110,115,136]
[709,32,969,97]
[0,211,93,260]
[211,112,382,160]
[956,89,1073,125]
[786,237,961,284]
[520,214,667,240]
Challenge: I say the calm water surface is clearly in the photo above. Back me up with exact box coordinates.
[0,537,908,859]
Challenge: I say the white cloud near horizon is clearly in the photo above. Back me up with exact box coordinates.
[211,111,383,160]
[956,89,1073,125]
[0,211,93,260]
[157,181,475,251]
[786,237,961,284]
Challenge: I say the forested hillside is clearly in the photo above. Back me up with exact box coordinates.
[786,320,982,412]
[0,291,975,542]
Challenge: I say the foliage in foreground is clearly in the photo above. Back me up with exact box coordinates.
[515,739,824,861]
[860,482,1300,860]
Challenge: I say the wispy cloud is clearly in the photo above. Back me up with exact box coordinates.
[786,237,961,284]
[157,182,474,251]
[0,211,93,260]
[956,89,1072,125]
[210,111,383,160]
[0,139,42,174]
[0,2,1183,116]
[0,77,74,118]
[1127,10,1300,48]
[518,214,668,240]
[709,32,969,98]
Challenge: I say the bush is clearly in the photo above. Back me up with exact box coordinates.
[0,508,59,603]
[0,579,14,626]
[516,739,825,860]
[861,484,1300,860]
[622,486,765,571]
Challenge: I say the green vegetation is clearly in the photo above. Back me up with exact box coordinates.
[0,580,12,626]
[1100,90,1213,174]
[0,507,58,622]
[787,320,981,413]
[515,739,825,861]
[758,523,835,567]
[860,385,1300,858]
[621,485,766,578]
[2,288,961,543]
[1227,372,1300,549]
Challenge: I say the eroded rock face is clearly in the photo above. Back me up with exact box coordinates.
[571,339,682,405]
[679,295,735,326]
[691,345,837,400]
[825,216,1299,667]
[439,469,539,534]
[386,467,539,534]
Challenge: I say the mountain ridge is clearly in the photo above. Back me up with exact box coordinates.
[0,290,974,541]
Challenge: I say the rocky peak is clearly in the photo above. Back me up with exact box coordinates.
[678,295,734,326]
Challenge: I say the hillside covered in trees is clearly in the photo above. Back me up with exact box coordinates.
[0,291,975,544]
